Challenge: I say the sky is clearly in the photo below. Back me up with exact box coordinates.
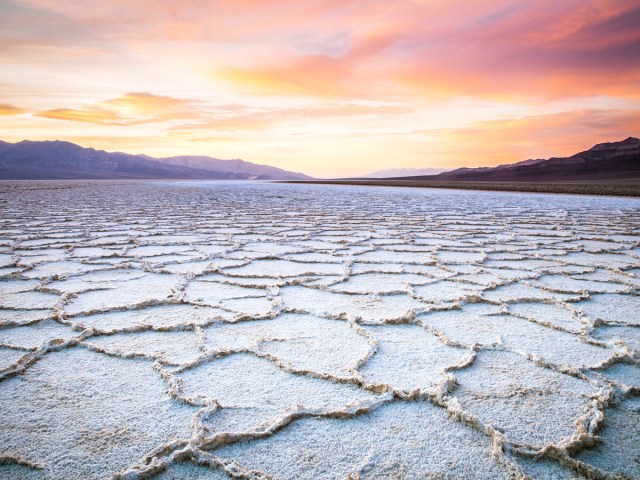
[0,0,639,177]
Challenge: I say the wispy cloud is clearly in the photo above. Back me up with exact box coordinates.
[0,103,25,115]
[172,104,410,133]
[36,92,202,125]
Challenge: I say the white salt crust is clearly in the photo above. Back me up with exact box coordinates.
[0,181,638,479]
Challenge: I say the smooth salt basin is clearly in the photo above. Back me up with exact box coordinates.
[0,181,638,480]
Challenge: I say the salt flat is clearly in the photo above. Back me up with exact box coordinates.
[0,180,639,479]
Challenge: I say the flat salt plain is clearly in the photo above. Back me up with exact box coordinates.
[0,180,639,480]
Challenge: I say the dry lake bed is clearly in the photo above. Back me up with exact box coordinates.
[0,180,639,479]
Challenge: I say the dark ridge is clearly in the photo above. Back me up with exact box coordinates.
[379,137,640,183]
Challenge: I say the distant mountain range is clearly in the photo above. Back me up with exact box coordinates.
[371,137,640,182]
[0,140,311,180]
[2,137,638,183]
[360,167,450,178]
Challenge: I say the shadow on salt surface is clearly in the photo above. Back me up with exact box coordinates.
[531,274,631,294]
[561,251,639,269]
[69,246,121,258]
[0,347,29,370]
[594,362,640,389]
[575,268,640,288]
[178,353,376,433]
[84,329,203,365]
[45,269,149,294]
[349,263,405,275]
[506,453,590,480]
[0,465,44,480]
[0,254,15,268]
[0,319,75,349]
[436,249,487,264]
[0,279,40,294]
[480,266,539,281]
[241,242,306,256]
[21,260,111,279]
[482,283,581,303]
[0,290,58,310]
[153,462,227,480]
[159,258,244,275]
[420,307,613,368]
[284,251,345,263]
[507,302,583,333]
[0,266,25,277]
[65,274,179,315]
[358,323,468,392]
[214,401,510,479]
[451,350,598,448]
[0,348,196,479]
[592,324,640,352]
[203,313,369,377]
[184,281,266,305]
[196,273,283,288]
[354,249,436,264]
[280,285,429,322]
[329,272,432,294]
[222,259,344,277]
[483,258,560,271]
[403,263,457,278]
[575,396,640,479]
[68,304,233,332]
[184,282,278,317]
[125,245,194,258]
[216,296,275,317]
[454,270,501,286]
[0,308,51,327]
[576,293,640,326]
[413,279,485,303]
[134,253,204,265]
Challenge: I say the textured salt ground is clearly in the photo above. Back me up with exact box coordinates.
[575,396,640,478]
[202,313,369,377]
[0,319,76,348]
[67,304,233,332]
[0,181,639,479]
[154,463,228,480]
[358,323,469,392]
[507,301,584,333]
[178,352,376,418]
[214,401,510,479]
[451,350,599,447]
[0,348,196,479]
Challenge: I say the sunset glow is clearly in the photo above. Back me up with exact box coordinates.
[1,0,639,177]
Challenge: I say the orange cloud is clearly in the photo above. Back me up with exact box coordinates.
[0,103,25,115]
[36,92,201,125]
[37,106,123,124]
